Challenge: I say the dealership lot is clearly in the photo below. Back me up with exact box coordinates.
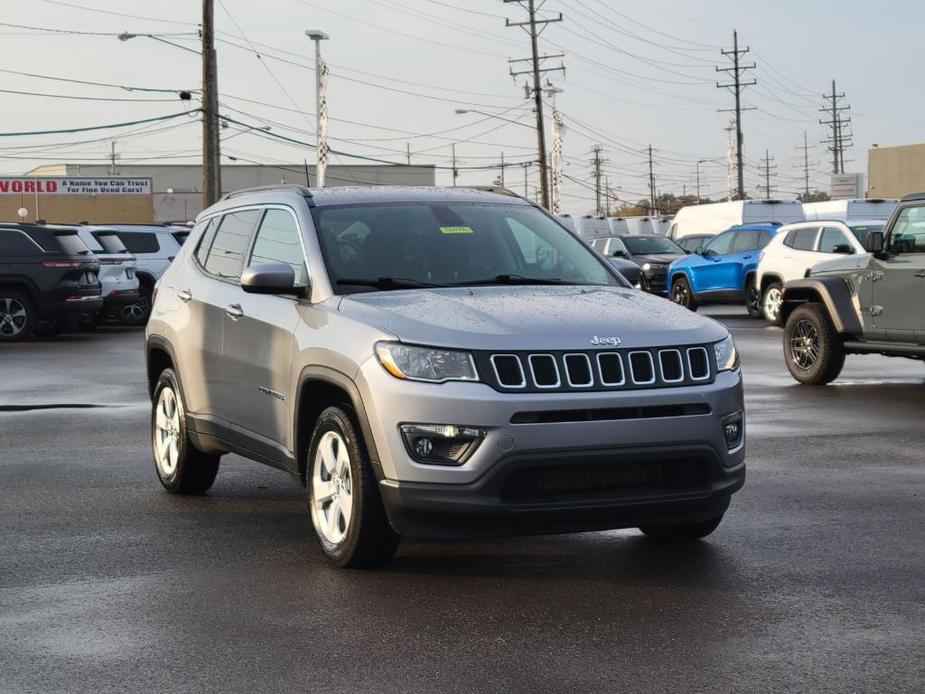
[1,310,923,693]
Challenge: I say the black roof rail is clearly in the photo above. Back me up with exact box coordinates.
[900,192,925,201]
[221,184,314,201]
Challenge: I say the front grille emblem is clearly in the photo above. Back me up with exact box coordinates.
[590,335,621,347]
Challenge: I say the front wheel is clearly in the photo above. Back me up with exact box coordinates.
[670,276,699,311]
[0,291,35,342]
[783,303,845,385]
[762,282,784,324]
[152,368,221,494]
[119,285,152,326]
[640,515,723,541]
[307,406,399,568]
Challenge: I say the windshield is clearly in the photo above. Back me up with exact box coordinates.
[623,236,685,255]
[849,224,883,244]
[312,201,618,293]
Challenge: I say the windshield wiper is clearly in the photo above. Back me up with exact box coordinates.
[451,274,571,287]
[336,276,446,289]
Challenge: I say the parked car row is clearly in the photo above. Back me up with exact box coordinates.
[0,221,189,341]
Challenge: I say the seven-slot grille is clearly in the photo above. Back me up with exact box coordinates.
[476,346,713,393]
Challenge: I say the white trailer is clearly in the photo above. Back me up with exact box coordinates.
[606,217,629,235]
[667,199,804,240]
[624,216,655,235]
[575,215,610,239]
[802,198,897,221]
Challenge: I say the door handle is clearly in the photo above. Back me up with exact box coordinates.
[177,289,192,303]
[742,255,753,260]
[225,303,244,320]
[915,271,925,278]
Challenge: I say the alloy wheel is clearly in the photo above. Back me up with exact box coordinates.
[764,287,783,322]
[154,385,182,477]
[311,431,354,546]
[0,297,28,338]
[671,282,689,307]
[790,319,820,370]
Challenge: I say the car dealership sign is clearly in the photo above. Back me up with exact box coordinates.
[0,177,152,195]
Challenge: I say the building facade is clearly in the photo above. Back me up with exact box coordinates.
[13,163,437,223]
[868,143,925,198]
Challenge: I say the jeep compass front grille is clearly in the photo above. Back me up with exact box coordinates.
[476,345,714,393]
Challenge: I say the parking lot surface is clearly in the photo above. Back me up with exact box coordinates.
[1,311,923,693]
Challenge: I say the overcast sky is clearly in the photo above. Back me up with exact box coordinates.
[1,0,922,212]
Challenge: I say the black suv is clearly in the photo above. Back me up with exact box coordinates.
[0,223,102,341]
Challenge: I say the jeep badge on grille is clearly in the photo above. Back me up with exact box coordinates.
[590,335,622,347]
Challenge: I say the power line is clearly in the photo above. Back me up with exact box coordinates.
[0,110,200,138]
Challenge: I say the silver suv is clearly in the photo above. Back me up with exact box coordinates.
[145,186,746,567]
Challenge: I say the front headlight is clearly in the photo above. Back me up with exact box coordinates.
[641,262,652,272]
[714,334,739,372]
[375,342,478,383]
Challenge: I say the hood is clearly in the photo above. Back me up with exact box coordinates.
[632,253,685,266]
[338,286,726,351]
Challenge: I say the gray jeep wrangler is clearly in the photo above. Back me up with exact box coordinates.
[780,192,925,385]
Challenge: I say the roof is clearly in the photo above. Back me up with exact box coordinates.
[900,192,925,201]
[221,185,532,207]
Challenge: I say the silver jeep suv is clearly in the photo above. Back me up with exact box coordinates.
[145,186,745,567]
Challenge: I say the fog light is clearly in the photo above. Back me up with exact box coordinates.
[722,410,744,451]
[400,423,486,466]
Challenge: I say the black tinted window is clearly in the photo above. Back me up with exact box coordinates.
[785,227,819,251]
[172,230,190,246]
[731,230,761,252]
[91,232,129,254]
[0,230,39,255]
[204,210,260,279]
[55,232,92,255]
[119,232,160,254]
[249,209,307,284]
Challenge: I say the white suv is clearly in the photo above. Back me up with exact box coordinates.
[756,219,884,322]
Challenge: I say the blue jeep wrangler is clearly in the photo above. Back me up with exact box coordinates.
[668,224,779,317]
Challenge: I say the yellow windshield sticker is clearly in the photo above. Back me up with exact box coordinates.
[439,226,474,234]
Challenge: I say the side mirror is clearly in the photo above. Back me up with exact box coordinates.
[241,262,305,297]
[864,231,884,254]
[612,249,627,257]
[694,246,705,255]
[832,243,854,255]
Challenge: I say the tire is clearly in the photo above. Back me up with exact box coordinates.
[0,290,35,342]
[79,313,101,331]
[762,282,784,324]
[670,275,699,311]
[745,277,762,319]
[119,284,152,326]
[151,368,220,494]
[32,318,62,339]
[640,515,723,541]
[783,303,845,385]
[307,405,399,568]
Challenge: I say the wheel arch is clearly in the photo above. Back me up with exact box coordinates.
[145,334,179,398]
[0,277,40,304]
[293,366,382,486]
[760,273,784,292]
[780,278,861,334]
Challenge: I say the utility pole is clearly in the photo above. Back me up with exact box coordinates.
[795,130,815,198]
[647,145,656,214]
[695,159,705,203]
[109,141,119,176]
[820,79,852,174]
[716,30,756,200]
[406,143,411,166]
[604,176,611,216]
[202,0,221,207]
[521,162,530,197]
[545,82,564,213]
[724,121,736,201]
[591,145,605,216]
[758,149,777,199]
[306,30,330,187]
[505,0,564,210]
[500,151,506,187]
[451,143,458,186]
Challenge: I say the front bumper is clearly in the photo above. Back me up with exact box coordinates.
[39,295,104,318]
[358,358,746,538]
[641,267,669,296]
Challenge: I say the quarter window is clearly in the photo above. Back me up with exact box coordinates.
[785,227,819,251]
[818,226,852,253]
[248,209,308,285]
[195,218,218,266]
[731,230,761,252]
[204,209,260,279]
[118,231,160,254]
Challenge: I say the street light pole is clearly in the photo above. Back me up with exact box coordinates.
[306,30,330,187]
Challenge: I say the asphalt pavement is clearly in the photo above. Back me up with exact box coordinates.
[1,311,923,693]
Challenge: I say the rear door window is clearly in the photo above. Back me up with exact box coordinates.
[118,232,161,254]
[204,209,260,280]
[55,232,93,256]
[0,229,40,255]
[731,230,761,252]
[785,227,819,251]
[92,232,130,254]
[818,226,852,253]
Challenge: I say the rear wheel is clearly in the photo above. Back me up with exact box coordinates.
[670,275,699,311]
[307,405,399,568]
[762,282,784,324]
[0,291,34,342]
[745,277,762,318]
[783,303,845,385]
[152,368,221,494]
[640,515,723,541]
